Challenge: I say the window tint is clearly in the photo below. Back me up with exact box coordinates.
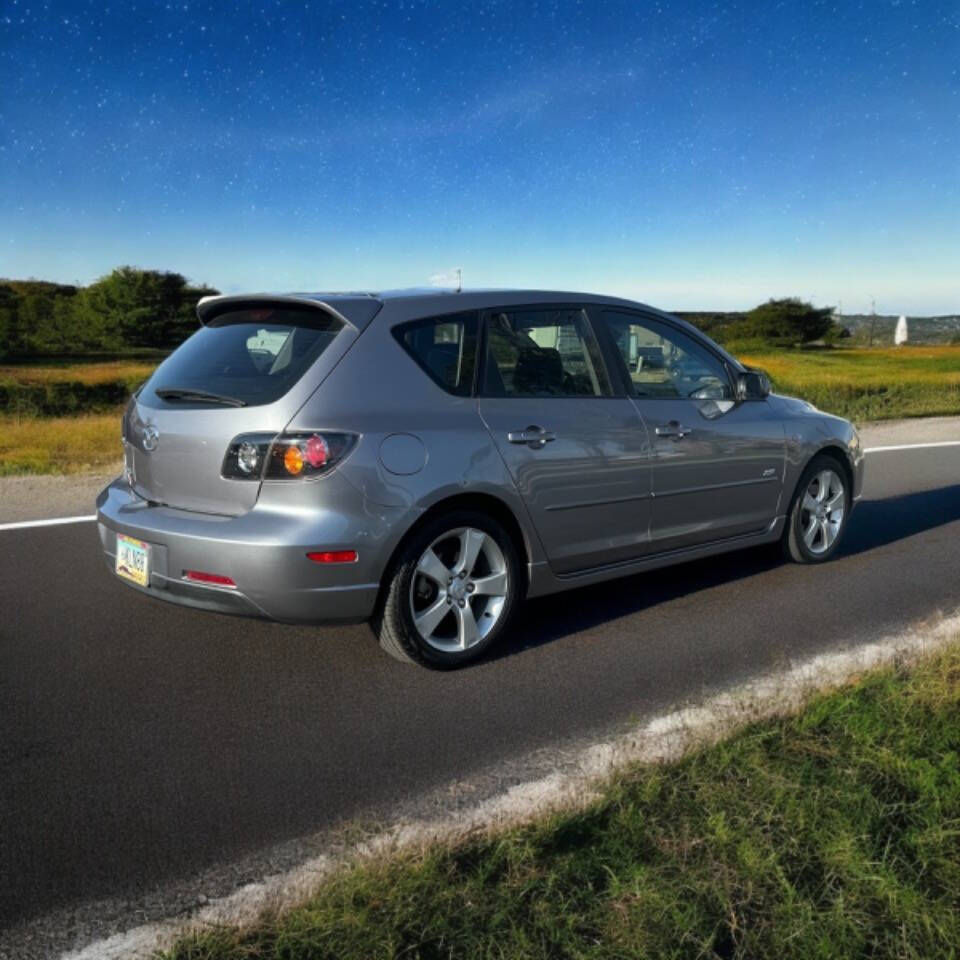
[395,312,478,396]
[146,307,342,407]
[482,308,612,397]
[603,311,733,400]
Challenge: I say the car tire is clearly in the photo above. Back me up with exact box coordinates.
[374,509,523,668]
[783,453,851,564]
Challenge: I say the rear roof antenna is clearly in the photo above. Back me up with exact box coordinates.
[456,268,462,293]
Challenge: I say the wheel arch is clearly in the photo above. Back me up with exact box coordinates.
[814,443,854,494]
[375,491,533,610]
[786,443,854,515]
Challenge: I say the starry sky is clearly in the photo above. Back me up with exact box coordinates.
[1,0,958,313]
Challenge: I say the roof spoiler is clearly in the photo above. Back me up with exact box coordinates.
[196,294,382,331]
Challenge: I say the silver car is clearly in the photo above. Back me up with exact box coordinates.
[97,290,864,668]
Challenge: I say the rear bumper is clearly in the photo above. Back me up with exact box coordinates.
[96,477,390,624]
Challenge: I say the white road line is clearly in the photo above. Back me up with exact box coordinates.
[864,440,960,453]
[0,514,96,532]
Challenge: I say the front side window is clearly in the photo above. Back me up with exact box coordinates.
[602,311,733,400]
[482,308,612,397]
[394,311,478,396]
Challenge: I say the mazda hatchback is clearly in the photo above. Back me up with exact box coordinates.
[98,290,864,668]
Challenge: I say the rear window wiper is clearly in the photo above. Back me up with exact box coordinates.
[155,387,247,407]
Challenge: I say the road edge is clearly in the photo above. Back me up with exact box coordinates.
[61,606,960,960]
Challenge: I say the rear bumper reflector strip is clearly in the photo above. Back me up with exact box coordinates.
[306,550,358,564]
[183,570,237,587]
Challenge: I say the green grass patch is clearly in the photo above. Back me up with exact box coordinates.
[163,644,960,960]
[0,410,123,474]
[739,345,960,421]
[0,360,158,416]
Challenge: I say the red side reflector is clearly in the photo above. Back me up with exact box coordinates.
[183,570,237,587]
[306,550,358,564]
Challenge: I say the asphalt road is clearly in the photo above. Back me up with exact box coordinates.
[2,445,960,949]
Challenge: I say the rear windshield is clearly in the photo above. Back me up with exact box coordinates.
[145,307,343,407]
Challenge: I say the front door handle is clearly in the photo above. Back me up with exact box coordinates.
[655,420,691,440]
[507,425,557,449]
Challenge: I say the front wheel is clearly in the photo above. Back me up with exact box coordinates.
[783,455,850,563]
[374,510,522,668]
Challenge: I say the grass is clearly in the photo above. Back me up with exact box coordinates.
[0,360,157,416]
[0,360,157,387]
[162,644,960,960]
[0,410,123,475]
[739,345,960,421]
[0,360,148,475]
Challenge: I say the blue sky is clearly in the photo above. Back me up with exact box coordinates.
[1,0,957,313]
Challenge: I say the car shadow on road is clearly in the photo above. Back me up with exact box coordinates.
[491,483,960,662]
[838,484,960,555]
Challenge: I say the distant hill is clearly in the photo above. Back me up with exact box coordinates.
[834,314,960,345]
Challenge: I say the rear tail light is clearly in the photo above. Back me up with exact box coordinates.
[222,432,357,481]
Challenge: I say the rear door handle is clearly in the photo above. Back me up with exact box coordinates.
[507,425,557,449]
[655,421,691,440]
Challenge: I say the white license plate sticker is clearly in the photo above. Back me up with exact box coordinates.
[116,533,150,587]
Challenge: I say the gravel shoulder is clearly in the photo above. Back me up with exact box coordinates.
[856,414,960,446]
[0,468,120,524]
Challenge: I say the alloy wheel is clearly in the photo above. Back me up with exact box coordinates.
[799,468,845,555]
[409,527,509,652]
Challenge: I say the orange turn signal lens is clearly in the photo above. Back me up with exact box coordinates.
[283,444,304,475]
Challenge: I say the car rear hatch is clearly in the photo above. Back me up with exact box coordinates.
[124,296,371,516]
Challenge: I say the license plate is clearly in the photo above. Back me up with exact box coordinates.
[116,533,150,587]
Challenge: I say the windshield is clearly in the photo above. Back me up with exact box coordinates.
[144,307,342,407]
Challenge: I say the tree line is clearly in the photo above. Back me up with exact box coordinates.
[0,267,219,358]
[677,298,841,349]
[1,266,841,360]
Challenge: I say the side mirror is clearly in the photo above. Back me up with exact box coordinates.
[737,370,771,401]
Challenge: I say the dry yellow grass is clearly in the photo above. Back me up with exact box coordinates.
[740,346,960,385]
[0,410,123,475]
[738,345,960,420]
[0,360,157,388]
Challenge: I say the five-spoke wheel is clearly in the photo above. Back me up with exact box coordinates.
[799,468,845,555]
[409,527,509,652]
[785,455,850,563]
[376,510,521,667]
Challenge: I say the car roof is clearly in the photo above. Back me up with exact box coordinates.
[201,287,648,320]
[196,288,744,370]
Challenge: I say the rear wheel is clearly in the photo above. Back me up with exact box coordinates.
[783,454,850,563]
[375,510,522,668]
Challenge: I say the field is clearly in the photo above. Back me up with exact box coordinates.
[740,346,960,421]
[163,642,960,960]
[0,360,157,417]
[0,410,123,475]
[1,347,960,475]
[0,360,155,474]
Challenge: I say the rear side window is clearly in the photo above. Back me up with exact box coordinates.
[482,308,612,398]
[394,312,478,396]
[147,307,343,407]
